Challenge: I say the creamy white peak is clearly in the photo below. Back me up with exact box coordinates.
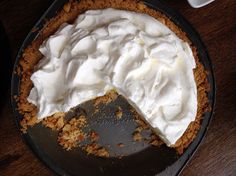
[28,8,197,146]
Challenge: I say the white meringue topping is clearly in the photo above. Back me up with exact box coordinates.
[28,8,197,146]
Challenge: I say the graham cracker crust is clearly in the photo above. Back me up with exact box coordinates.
[14,0,210,156]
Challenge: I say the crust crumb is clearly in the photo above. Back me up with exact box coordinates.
[42,112,65,131]
[115,106,123,119]
[89,131,99,142]
[133,131,142,142]
[58,117,86,150]
[93,90,118,107]
[149,133,164,147]
[63,1,72,13]
[76,115,87,127]
[83,143,109,158]
[117,143,124,147]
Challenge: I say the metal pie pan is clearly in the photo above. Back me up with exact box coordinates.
[11,0,216,175]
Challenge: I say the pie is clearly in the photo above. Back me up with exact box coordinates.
[15,0,210,156]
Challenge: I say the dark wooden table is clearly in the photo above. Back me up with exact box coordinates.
[0,0,235,175]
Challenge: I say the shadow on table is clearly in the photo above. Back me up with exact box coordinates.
[0,21,12,114]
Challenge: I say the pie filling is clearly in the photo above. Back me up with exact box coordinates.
[27,8,197,146]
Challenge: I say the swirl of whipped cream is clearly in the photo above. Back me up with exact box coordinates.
[28,8,197,146]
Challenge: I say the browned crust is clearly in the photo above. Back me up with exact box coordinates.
[58,117,87,150]
[15,0,210,154]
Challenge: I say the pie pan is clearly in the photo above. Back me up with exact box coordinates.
[11,0,216,175]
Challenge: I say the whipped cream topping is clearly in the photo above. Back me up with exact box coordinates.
[28,8,197,146]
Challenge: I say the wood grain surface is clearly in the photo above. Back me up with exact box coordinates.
[0,0,235,175]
